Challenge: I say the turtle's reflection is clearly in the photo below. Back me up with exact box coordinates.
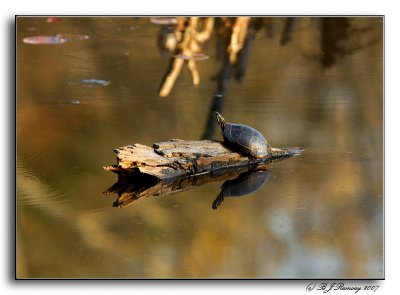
[212,169,270,210]
[104,166,271,209]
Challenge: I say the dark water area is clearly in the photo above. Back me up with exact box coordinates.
[16,17,383,278]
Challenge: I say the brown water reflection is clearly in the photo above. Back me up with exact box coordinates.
[16,17,383,278]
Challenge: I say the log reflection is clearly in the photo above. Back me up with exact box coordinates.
[104,165,271,209]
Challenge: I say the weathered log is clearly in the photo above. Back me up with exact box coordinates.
[103,139,303,180]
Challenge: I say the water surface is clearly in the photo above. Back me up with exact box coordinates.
[16,17,383,279]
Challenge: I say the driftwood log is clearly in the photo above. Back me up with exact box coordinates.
[103,139,302,180]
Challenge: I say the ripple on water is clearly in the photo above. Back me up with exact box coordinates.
[17,160,68,212]
[18,150,46,167]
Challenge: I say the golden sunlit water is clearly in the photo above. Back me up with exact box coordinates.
[16,17,383,279]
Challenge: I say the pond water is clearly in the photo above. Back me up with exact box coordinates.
[16,17,383,279]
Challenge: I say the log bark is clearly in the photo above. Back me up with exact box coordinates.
[103,139,303,180]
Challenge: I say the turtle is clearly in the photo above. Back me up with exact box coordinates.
[214,111,270,158]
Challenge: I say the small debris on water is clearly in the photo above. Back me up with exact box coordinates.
[150,17,177,25]
[46,17,63,23]
[23,35,68,45]
[81,79,111,87]
[174,53,209,61]
[192,53,210,61]
[71,100,81,104]
[61,33,90,41]
[23,33,89,45]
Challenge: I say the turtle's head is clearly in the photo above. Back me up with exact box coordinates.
[214,111,226,128]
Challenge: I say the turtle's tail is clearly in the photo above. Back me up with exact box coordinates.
[213,111,225,127]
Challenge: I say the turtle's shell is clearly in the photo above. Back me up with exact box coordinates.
[222,123,268,158]
[214,112,270,158]
[222,123,269,158]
